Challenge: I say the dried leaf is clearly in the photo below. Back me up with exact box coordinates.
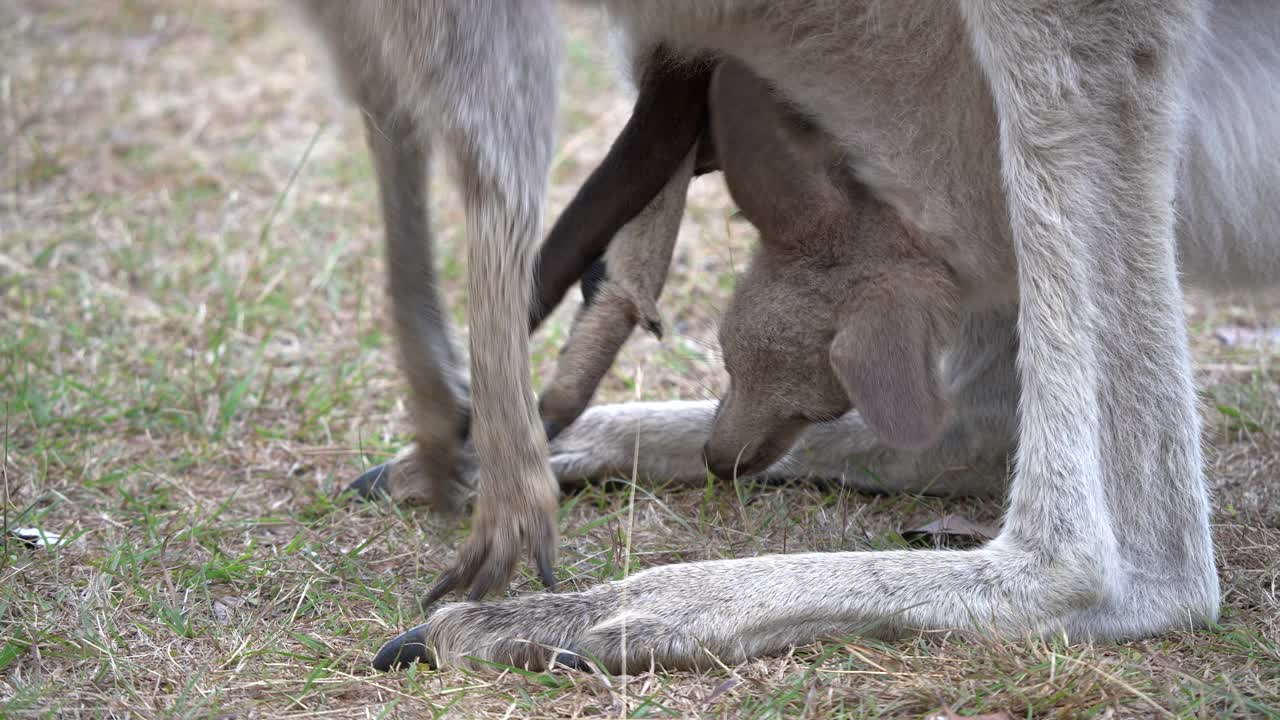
[903,514,998,543]
[929,703,1014,720]
[212,596,245,625]
[703,678,738,707]
[10,527,63,549]
[1213,325,1280,347]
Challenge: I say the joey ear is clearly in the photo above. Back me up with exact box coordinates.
[828,278,956,451]
[708,59,838,236]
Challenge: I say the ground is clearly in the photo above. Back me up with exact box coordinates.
[1,1,1278,718]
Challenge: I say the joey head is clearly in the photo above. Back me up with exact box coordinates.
[703,60,961,479]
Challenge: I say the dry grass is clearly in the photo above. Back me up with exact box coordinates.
[2,1,1278,717]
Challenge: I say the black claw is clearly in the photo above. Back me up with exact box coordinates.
[421,565,467,610]
[372,624,433,672]
[535,549,557,591]
[467,541,517,603]
[346,462,392,501]
[455,409,472,443]
[551,648,588,671]
[534,525,558,592]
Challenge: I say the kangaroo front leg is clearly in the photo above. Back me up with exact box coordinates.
[299,1,564,601]
[347,120,470,509]
[416,0,566,604]
[290,1,471,509]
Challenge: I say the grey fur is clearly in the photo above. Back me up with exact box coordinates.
[287,1,563,597]
[294,0,1279,673]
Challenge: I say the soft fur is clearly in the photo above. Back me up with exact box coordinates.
[288,1,563,599]
[294,0,1280,674]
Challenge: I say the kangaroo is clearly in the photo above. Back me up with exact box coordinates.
[366,0,1280,672]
